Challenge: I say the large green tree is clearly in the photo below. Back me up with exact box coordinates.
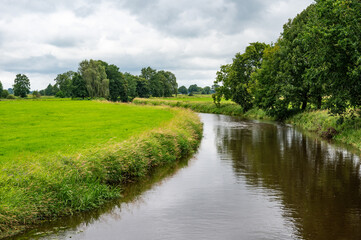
[54,71,75,97]
[304,0,361,114]
[214,42,269,111]
[178,85,188,94]
[13,74,30,98]
[78,59,109,98]
[106,64,128,102]
[0,81,3,98]
[71,73,88,99]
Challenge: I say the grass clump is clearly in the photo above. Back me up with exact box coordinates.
[0,101,202,238]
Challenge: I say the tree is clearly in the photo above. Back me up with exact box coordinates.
[107,64,128,102]
[140,67,156,81]
[0,81,3,97]
[71,73,88,99]
[214,42,269,111]
[303,0,361,115]
[2,90,9,98]
[13,74,30,98]
[135,76,150,98]
[188,84,199,95]
[78,59,109,98]
[178,85,188,94]
[124,73,137,100]
[32,90,40,98]
[162,71,178,96]
[54,71,75,97]
[202,86,211,94]
[44,84,54,96]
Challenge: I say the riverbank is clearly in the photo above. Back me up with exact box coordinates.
[0,103,202,239]
[133,98,272,120]
[133,97,361,151]
[287,110,361,151]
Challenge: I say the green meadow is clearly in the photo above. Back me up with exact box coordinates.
[0,99,202,238]
[0,100,174,163]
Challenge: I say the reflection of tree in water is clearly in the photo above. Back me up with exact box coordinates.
[215,115,361,240]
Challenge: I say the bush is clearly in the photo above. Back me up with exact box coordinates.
[1,90,9,98]
[6,94,15,99]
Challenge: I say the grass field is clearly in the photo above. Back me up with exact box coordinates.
[0,100,174,163]
[0,99,202,238]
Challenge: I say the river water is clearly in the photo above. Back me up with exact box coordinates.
[15,114,361,240]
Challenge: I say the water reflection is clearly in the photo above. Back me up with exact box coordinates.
[215,114,361,240]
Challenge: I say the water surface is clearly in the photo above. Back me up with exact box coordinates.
[15,114,361,240]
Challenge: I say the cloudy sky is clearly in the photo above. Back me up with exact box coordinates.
[0,0,314,90]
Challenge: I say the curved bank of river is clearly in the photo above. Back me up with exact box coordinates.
[13,114,361,240]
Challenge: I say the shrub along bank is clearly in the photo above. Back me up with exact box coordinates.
[133,98,361,152]
[0,107,202,239]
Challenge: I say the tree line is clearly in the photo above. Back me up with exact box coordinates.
[0,60,178,101]
[46,60,178,101]
[214,0,361,119]
[177,84,215,95]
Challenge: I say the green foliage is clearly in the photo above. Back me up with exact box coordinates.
[44,84,54,96]
[0,81,3,97]
[54,71,75,97]
[135,76,150,98]
[288,110,361,150]
[202,86,211,94]
[2,90,9,99]
[141,67,178,97]
[178,85,188,94]
[6,94,15,99]
[71,73,88,99]
[217,0,361,119]
[32,90,40,98]
[78,59,109,98]
[13,74,30,98]
[107,64,128,102]
[214,42,269,111]
[188,84,200,94]
[0,101,202,238]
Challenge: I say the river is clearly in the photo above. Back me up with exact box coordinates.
[14,113,361,240]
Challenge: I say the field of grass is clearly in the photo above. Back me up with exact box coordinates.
[0,100,202,238]
[0,100,174,163]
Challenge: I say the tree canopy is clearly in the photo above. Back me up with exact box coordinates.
[214,0,361,119]
[13,74,30,98]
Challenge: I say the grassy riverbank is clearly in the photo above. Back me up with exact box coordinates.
[133,97,271,120]
[134,96,361,151]
[0,100,202,238]
[288,111,361,151]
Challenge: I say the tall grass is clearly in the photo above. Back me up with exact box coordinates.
[288,110,361,150]
[0,104,202,238]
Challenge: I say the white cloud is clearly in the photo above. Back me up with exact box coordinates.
[0,0,314,89]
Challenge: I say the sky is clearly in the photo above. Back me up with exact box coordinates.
[0,0,314,90]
